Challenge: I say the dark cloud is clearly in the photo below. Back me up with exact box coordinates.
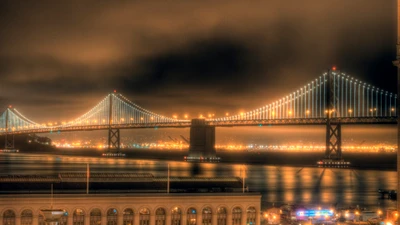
[117,37,260,94]
[0,0,396,121]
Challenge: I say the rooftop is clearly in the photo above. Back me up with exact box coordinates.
[0,173,245,194]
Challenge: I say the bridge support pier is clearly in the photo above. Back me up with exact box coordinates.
[325,123,342,160]
[4,134,14,149]
[108,128,120,152]
[187,119,217,161]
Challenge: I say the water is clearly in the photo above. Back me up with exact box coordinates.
[0,153,396,210]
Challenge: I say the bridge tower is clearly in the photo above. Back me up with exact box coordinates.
[187,119,217,161]
[107,94,121,153]
[4,108,15,149]
[324,69,342,161]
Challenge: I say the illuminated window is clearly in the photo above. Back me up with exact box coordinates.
[187,208,197,225]
[3,210,16,225]
[139,208,150,225]
[73,209,85,225]
[123,209,134,225]
[171,207,181,225]
[90,209,102,225]
[155,208,165,225]
[21,210,33,225]
[202,207,212,225]
[60,211,68,225]
[246,207,257,225]
[217,207,227,225]
[107,209,118,225]
[232,207,242,225]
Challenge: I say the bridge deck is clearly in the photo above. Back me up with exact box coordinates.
[0,117,396,136]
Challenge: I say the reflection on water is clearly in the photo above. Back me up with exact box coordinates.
[0,153,396,210]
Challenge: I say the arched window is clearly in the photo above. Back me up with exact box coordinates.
[90,209,102,225]
[232,207,242,225]
[202,207,212,225]
[246,207,257,225]
[107,209,118,225]
[21,209,33,225]
[139,208,150,225]
[60,211,68,225]
[217,207,227,225]
[187,208,197,225]
[3,210,16,225]
[155,208,165,225]
[73,209,85,225]
[171,207,181,225]
[123,209,134,225]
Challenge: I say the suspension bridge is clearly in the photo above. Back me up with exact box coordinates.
[0,69,397,162]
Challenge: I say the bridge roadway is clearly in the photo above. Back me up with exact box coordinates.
[0,116,397,136]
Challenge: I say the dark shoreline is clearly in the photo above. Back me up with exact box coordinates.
[17,147,397,171]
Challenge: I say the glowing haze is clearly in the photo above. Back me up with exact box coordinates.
[0,0,396,123]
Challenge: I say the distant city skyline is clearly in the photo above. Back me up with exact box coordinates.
[46,125,397,146]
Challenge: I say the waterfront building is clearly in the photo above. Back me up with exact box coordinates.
[0,193,261,225]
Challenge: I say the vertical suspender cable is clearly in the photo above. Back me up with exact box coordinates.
[354,82,356,116]
[324,74,326,116]
[358,84,361,117]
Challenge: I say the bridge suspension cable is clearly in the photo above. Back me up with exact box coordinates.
[211,71,396,122]
[0,93,189,134]
[0,71,397,135]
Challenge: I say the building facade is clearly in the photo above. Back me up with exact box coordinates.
[0,193,261,225]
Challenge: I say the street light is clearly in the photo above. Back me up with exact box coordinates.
[355,211,360,224]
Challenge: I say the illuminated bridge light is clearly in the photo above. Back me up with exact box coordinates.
[0,72,396,135]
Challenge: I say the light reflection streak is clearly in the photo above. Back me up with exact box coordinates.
[0,153,397,209]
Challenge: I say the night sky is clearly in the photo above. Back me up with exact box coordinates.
[0,1,397,122]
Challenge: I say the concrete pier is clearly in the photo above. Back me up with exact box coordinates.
[187,119,217,160]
